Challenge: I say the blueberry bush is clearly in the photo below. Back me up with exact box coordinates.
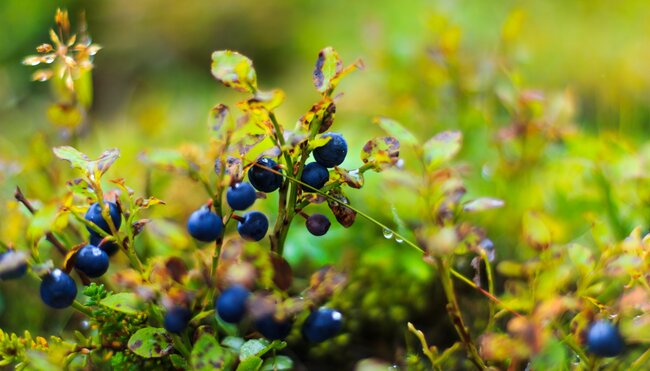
[2,5,650,370]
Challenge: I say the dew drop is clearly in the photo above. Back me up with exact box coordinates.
[382,228,394,239]
[395,236,404,243]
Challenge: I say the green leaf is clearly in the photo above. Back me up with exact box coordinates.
[239,339,270,360]
[211,50,257,93]
[53,146,120,176]
[522,211,551,250]
[373,117,418,146]
[260,355,293,371]
[127,327,173,358]
[191,334,236,370]
[99,293,144,315]
[620,314,650,342]
[236,356,263,371]
[422,130,462,170]
[221,336,245,352]
[530,338,568,369]
[52,146,91,172]
[169,354,189,369]
[313,47,343,93]
[360,136,400,172]
[246,89,285,111]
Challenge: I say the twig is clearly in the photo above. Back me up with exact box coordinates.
[15,187,91,285]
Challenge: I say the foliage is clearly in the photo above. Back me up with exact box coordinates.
[2,5,650,371]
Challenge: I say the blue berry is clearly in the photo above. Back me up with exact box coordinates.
[302,307,343,343]
[248,158,282,193]
[301,162,329,191]
[216,285,250,323]
[313,133,347,168]
[187,207,224,242]
[306,213,331,236]
[75,245,109,278]
[587,320,624,357]
[255,314,292,340]
[85,202,122,238]
[0,251,27,280]
[90,235,119,256]
[227,182,257,210]
[40,269,77,309]
[237,211,269,241]
[164,306,192,334]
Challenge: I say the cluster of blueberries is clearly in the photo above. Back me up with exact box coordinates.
[164,284,343,344]
[216,285,344,343]
[187,132,349,243]
[171,133,350,340]
[4,131,626,354]
[39,202,122,309]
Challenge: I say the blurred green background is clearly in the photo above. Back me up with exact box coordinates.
[2,0,650,367]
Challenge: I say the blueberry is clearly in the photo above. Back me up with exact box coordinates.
[237,211,269,241]
[587,320,624,357]
[255,314,292,340]
[90,235,119,256]
[248,158,282,193]
[187,207,224,242]
[216,285,250,323]
[227,182,257,211]
[75,245,109,278]
[0,251,27,280]
[301,162,329,191]
[164,306,192,334]
[302,307,343,343]
[85,202,122,238]
[313,133,347,168]
[40,269,77,309]
[306,213,331,236]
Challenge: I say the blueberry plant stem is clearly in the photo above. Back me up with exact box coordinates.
[435,257,486,370]
[71,300,93,317]
[14,187,93,285]
[14,187,68,257]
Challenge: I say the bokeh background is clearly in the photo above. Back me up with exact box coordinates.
[2,0,650,368]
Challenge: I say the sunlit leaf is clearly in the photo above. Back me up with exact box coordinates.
[236,356,263,371]
[239,339,271,360]
[360,136,400,172]
[333,168,364,189]
[313,47,343,93]
[246,89,285,111]
[522,211,551,250]
[100,293,144,315]
[422,131,462,170]
[373,117,418,146]
[134,197,166,209]
[53,146,119,177]
[260,355,293,371]
[211,50,257,93]
[127,327,173,358]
